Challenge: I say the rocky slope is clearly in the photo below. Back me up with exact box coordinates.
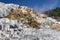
[0,2,60,40]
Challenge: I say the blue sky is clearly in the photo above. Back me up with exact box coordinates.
[0,0,60,12]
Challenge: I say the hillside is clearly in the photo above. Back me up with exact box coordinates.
[44,7,60,19]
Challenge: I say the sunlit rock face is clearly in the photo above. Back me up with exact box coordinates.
[0,2,60,40]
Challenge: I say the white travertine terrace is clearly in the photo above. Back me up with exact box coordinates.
[0,2,60,40]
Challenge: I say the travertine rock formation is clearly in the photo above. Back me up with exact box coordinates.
[52,23,60,31]
[4,7,40,29]
[0,2,60,40]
